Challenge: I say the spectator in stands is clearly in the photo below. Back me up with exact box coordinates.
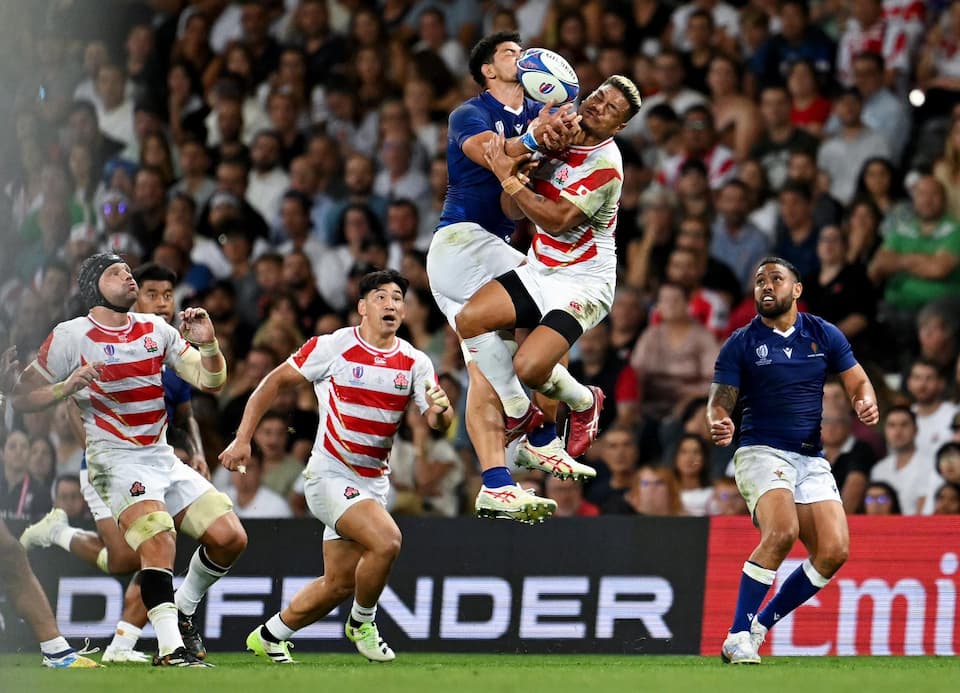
[568,321,637,433]
[662,246,731,338]
[546,476,600,518]
[602,464,685,516]
[246,130,290,224]
[94,63,137,158]
[388,407,463,518]
[607,287,647,363]
[852,157,906,221]
[0,429,52,521]
[316,203,384,312]
[863,480,902,515]
[199,158,270,241]
[671,433,713,516]
[821,400,877,513]
[920,441,960,514]
[836,0,909,88]
[817,86,891,205]
[325,153,388,244]
[630,49,707,147]
[905,358,959,461]
[675,215,741,304]
[624,186,678,294]
[933,117,960,221]
[584,425,640,508]
[706,476,749,515]
[707,54,762,161]
[749,0,835,90]
[682,10,718,95]
[871,405,929,515]
[225,446,293,519]
[751,85,819,193]
[933,481,960,514]
[52,474,90,524]
[843,53,911,164]
[657,105,737,191]
[275,190,325,278]
[711,179,771,294]
[676,158,715,219]
[802,224,876,353]
[786,59,832,138]
[916,299,960,380]
[868,175,960,316]
[130,166,167,257]
[774,179,821,278]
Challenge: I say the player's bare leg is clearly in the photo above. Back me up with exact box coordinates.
[749,500,849,653]
[174,508,247,660]
[247,539,363,664]
[120,500,208,667]
[0,521,98,667]
[722,489,797,664]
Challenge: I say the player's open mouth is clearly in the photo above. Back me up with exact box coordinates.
[382,315,396,324]
[761,296,774,304]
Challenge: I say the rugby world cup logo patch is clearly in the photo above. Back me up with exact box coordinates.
[756,344,768,359]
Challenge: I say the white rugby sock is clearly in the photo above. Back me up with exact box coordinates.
[350,599,377,624]
[174,547,229,617]
[108,620,142,651]
[538,364,593,411]
[263,613,296,642]
[52,525,80,552]
[39,636,71,656]
[462,332,529,417]
[148,603,183,656]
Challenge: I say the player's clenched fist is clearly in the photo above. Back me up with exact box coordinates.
[219,439,250,474]
[854,397,880,426]
[425,379,450,413]
[710,417,736,447]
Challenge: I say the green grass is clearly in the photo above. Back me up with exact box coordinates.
[2,653,959,693]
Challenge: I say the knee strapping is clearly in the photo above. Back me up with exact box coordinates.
[138,567,174,610]
[124,511,175,551]
[179,491,233,540]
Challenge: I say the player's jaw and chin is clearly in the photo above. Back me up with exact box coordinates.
[755,294,794,320]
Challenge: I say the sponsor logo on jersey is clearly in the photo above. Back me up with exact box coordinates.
[143,336,158,353]
[130,481,146,497]
[394,373,409,391]
[374,356,387,365]
[344,486,359,500]
[783,347,793,359]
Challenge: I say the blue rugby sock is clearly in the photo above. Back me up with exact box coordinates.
[757,559,829,630]
[730,561,776,633]
[481,466,514,489]
[527,422,556,447]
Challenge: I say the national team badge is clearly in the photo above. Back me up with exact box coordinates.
[555,168,569,184]
[773,469,785,480]
[344,486,359,500]
[143,336,158,353]
[393,373,409,390]
[130,481,146,497]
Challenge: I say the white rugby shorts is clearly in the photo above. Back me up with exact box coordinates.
[302,462,390,541]
[733,444,841,517]
[512,262,614,333]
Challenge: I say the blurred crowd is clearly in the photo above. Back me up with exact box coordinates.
[1,0,960,524]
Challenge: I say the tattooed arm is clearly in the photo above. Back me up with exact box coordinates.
[707,382,739,447]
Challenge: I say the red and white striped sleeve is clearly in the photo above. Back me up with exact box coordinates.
[33,323,79,383]
[410,350,438,414]
[558,165,622,219]
[288,334,337,382]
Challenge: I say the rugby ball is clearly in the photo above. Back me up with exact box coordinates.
[517,48,580,105]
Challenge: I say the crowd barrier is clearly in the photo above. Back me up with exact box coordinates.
[2,516,957,655]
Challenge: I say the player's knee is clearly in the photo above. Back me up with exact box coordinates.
[454,307,477,339]
[513,351,549,389]
[818,542,849,575]
[221,521,248,557]
[762,526,799,556]
[0,535,25,577]
[370,529,403,562]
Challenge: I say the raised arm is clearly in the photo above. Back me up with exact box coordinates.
[707,382,740,447]
[218,362,308,471]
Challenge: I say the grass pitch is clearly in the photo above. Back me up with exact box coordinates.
[2,653,958,693]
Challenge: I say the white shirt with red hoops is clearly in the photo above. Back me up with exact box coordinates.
[32,313,190,458]
[288,327,436,478]
[527,139,623,281]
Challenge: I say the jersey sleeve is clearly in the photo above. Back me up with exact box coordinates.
[449,103,491,148]
[287,335,336,382]
[410,351,438,414]
[159,319,192,369]
[823,320,857,374]
[33,323,80,383]
[713,333,743,387]
[558,164,622,220]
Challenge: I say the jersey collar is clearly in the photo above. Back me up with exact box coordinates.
[353,327,400,357]
[87,313,134,334]
[482,90,524,116]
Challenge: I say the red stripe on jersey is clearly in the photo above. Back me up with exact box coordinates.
[93,414,162,446]
[328,392,400,437]
[562,167,621,196]
[535,243,598,267]
[534,227,595,252]
[89,381,164,403]
[342,344,415,371]
[325,416,391,461]
[714,157,735,178]
[37,332,54,371]
[331,380,409,412]
[322,436,386,477]
[292,336,319,368]
[89,396,166,427]
[98,356,164,382]
[533,179,562,201]
[564,150,589,167]
[85,321,155,345]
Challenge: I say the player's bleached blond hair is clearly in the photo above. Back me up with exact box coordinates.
[603,75,643,120]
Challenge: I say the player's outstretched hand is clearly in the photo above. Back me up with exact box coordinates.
[854,397,880,426]
[533,101,581,150]
[1,346,20,394]
[425,379,450,414]
[64,362,104,397]
[179,307,215,345]
[219,439,250,474]
[710,416,736,447]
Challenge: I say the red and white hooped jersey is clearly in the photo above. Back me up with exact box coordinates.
[837,18,909,85]
[32,313,190,456]
[527,139,622,280]
[288,327,436,477]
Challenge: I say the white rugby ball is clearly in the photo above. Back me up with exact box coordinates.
[517,48,580,105]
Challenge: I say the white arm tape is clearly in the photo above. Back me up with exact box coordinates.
[173,346,226,389]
